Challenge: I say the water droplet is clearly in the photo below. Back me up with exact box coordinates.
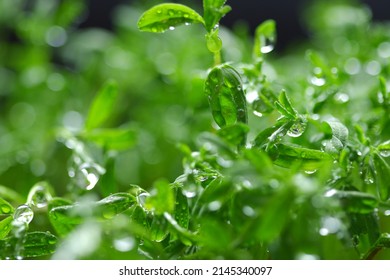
[168,9,175,16]
[137,193,150,211]
[253,111,263,117]
[13,205,34,224]
[260,36,275,54]
[206,34,222,53]
[378,42,390,58]
[344,57,361,75]
[183,191,196,198]
[287,119,307,138]
[0,204,12,214]
[169,26,175,31]
[310,76,326,86]
[319,216,342,236]
[184,22,191,26]
[156,9,162,14]
[242,206,256,217]
[45,26,67,47]
[364,168,374,184]
[304,169,317,175]
[27,183,52,208]
[379,150,390,158]
[365,60,381,76]
[70,162,103,191]
[324,189,337,197]
[113,236,135,252]
[208,201,222,211]
[334,92,350,103]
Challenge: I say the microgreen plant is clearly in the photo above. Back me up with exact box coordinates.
[1,0,390,260]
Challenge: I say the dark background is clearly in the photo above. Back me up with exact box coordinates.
[80,0,390,48]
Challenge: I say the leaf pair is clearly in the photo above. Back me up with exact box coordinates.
[137,1,231,34]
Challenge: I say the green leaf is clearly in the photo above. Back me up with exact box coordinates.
[145,179,175,215]
[85,80,119,130]
[203,0,231,32]
[22,232,57,258]
[217,123,249,147]
[0,231,57,259]
[0,185,24,204]
[354,124,369,145]
[330,190,378,214]
[0,197,14,215]
[0,216,13,240]
[256,187,295,242]
[253,119,293,150]
[150,215,169,242]
[204,64,247,128]
[49,193,135,237]
[164,212,194,246]
[174,187,189,229]
[278,90,297,118]
[137,3,204,33]
[95,193,136,219]
[254,19,276,58]
[379,76,389,104]
[273,143,333,171]
[373,153,390,201]
[83,127,137,151]
[322,120,349,154]
[205,27,222,53]
[377,140,390,157]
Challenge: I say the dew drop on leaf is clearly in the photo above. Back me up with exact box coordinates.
[260,36,275,54]
[137,192,150,211]
[0,204,12,214]
[13,205,34,224]
[379,150,390,158]
[287,119,307,138]
[27,184,52,208]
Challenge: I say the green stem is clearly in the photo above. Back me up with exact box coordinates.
[213,51,221,66]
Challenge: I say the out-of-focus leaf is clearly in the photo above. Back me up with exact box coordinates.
[256,187,295,242]
[145,179,175,215]
[137,3,204,33]
[83,127,137,151]
[273,143,333,171]
[217,123,249,147]
[377,140,390,157]
[85,80,118,130]
[0,216,13,240]
[373,153,390,201]
[329,190,378,214]
[49,193,135,237]
[0,186,24,204]
[0,197,14,215]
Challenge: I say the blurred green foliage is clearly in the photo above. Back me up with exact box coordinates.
[0,0,390,260]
